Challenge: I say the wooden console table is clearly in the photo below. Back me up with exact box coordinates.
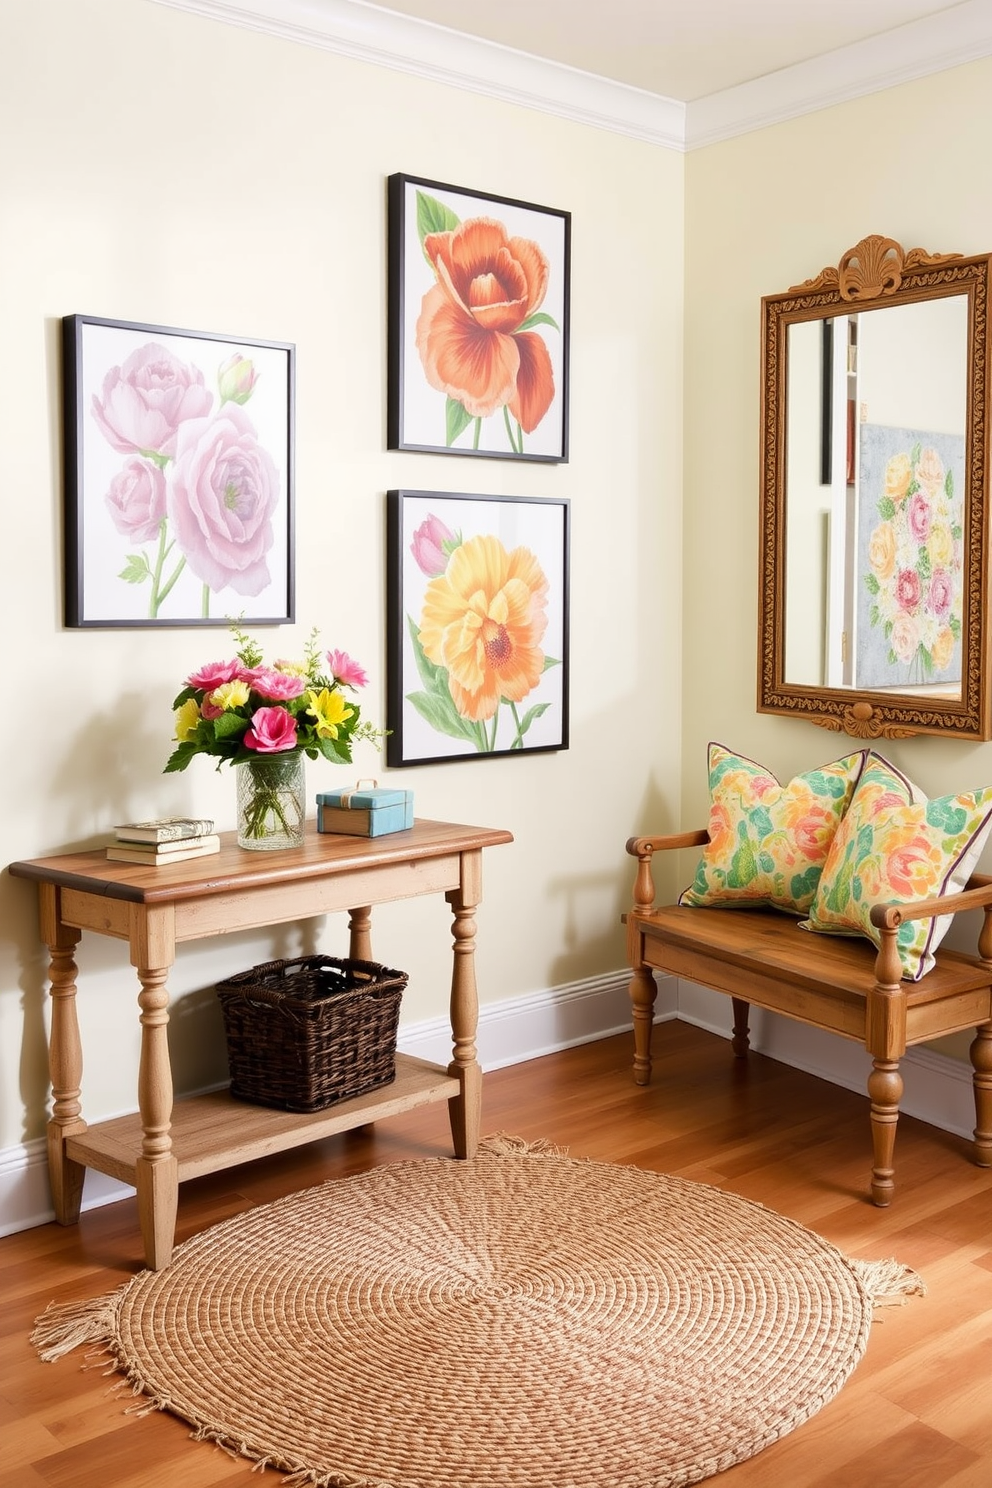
[11,819,512,1269]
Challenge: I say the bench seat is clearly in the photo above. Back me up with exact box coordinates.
[625,831,992,1204]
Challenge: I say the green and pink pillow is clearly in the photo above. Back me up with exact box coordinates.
[679,743,866,916]
[801,751,992,980]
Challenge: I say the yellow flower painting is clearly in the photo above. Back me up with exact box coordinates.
[386,492,569,764]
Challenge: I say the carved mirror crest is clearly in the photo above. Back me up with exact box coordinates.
[758,235,992,739]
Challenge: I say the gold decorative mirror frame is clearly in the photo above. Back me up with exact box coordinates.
[758,235,992,740]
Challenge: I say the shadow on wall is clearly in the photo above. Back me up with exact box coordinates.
[545,770,677,990]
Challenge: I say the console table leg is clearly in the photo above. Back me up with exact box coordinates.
[348,905,373,962]
[446,853,482,1159]
[971,1020,992,1166]
[135,965,178,1269]
[867,1057,902,1206]
[44,919,87,1225]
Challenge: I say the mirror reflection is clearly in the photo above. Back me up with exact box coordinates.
[785,296,967,697]
[759,235,992,740]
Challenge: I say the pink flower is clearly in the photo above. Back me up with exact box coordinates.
[907,493,932,544]
[91,342,213,457]
[895,568,922,613]
[410,514,456,577]
[244,666,306,701]
[201,698,225,720]
[243,706,298,752]
[186,659,243,691]
[928,567,954,619]
[326,649,368,689]
[104,457,167,541]
[218,353,259,406]
[168,405,280,597]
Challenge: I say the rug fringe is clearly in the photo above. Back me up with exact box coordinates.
[849,1257,927,1307]
[31,1286,127,1362]
[477,1132,569,1159]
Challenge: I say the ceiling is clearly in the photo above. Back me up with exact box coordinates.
[360,0,972,101]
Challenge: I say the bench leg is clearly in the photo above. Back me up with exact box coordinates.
[867,1057,903,1205]
[731,998,750,1058]
[630,966,657,1086]
[971,1020,992,1167]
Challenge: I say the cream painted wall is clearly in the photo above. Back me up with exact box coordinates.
[684,56,992,1061]
[0,0,684,1153]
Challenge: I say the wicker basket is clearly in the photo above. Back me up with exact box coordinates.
[216,955,407,1113]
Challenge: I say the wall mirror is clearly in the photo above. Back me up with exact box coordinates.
[758,234,992,739]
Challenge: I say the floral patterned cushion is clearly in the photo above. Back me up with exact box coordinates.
[679,743,866,915]
[802,752,992,980]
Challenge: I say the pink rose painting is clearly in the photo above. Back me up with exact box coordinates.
[66,315,293,626]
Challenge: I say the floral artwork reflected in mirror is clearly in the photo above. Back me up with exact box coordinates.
[387,174,570,462]
[857,428,964,691]
[63,315,295,628]
[386,490,570,765]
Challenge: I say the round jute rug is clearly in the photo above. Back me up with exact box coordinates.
[33,1136,923,1488]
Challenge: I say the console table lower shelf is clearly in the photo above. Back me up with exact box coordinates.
[66,1056,460,1187]
[10,818,512,1270]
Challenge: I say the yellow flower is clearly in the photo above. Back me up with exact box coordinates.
[274,659,308,678]
[418,533,549,722]
[867,520,896,581]
[210,680,251,710]
[306,688,354,738]
[174,697,200,741]
[930,627,955,671]
[884,453,912,501]
[929,519,954,568]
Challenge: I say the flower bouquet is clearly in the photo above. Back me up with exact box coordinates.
[165,626,381,847]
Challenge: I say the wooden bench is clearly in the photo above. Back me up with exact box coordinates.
[625,829,992,1204]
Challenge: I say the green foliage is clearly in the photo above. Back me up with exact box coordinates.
[445,397,474,446]
[416,190,460,250]
[119,554,152,584]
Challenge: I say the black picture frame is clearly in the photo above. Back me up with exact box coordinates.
[63,313,295,628]
[387,173,570,462]
[386,489,570,765]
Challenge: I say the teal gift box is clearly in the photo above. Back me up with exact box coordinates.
[316,780,414,838]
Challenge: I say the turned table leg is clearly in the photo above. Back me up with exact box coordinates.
[867,1057,903,1206]
[446,851,483,1159]
[134,964,179,1269]
[40,885,87,1225]
[971,1020,992,1167]
[348,904,373,963]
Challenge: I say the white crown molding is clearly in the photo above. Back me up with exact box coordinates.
[144,0,685,148]
[686,0,992,148]
[147,0,992,151]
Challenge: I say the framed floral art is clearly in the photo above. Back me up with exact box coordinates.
[386,490,570,765]
[387,174,570,462]
[855,424,965,691]
[63,314,295,628]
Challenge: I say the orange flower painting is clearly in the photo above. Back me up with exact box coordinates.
[386,492,569,764]
[388,175,570,461]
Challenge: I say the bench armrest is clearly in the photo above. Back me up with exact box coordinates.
[869,872,992,981]
[869,873,992,930]
[625,829,708,916]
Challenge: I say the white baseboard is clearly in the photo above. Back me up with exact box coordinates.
[0,967,977,1236]
[676,980,979,1142]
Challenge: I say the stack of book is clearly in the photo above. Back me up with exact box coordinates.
[107,817,220,865]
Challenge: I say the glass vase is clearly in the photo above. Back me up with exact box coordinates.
[236,753,306,850]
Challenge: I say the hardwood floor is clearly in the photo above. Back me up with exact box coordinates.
[2,1021,990,1487]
